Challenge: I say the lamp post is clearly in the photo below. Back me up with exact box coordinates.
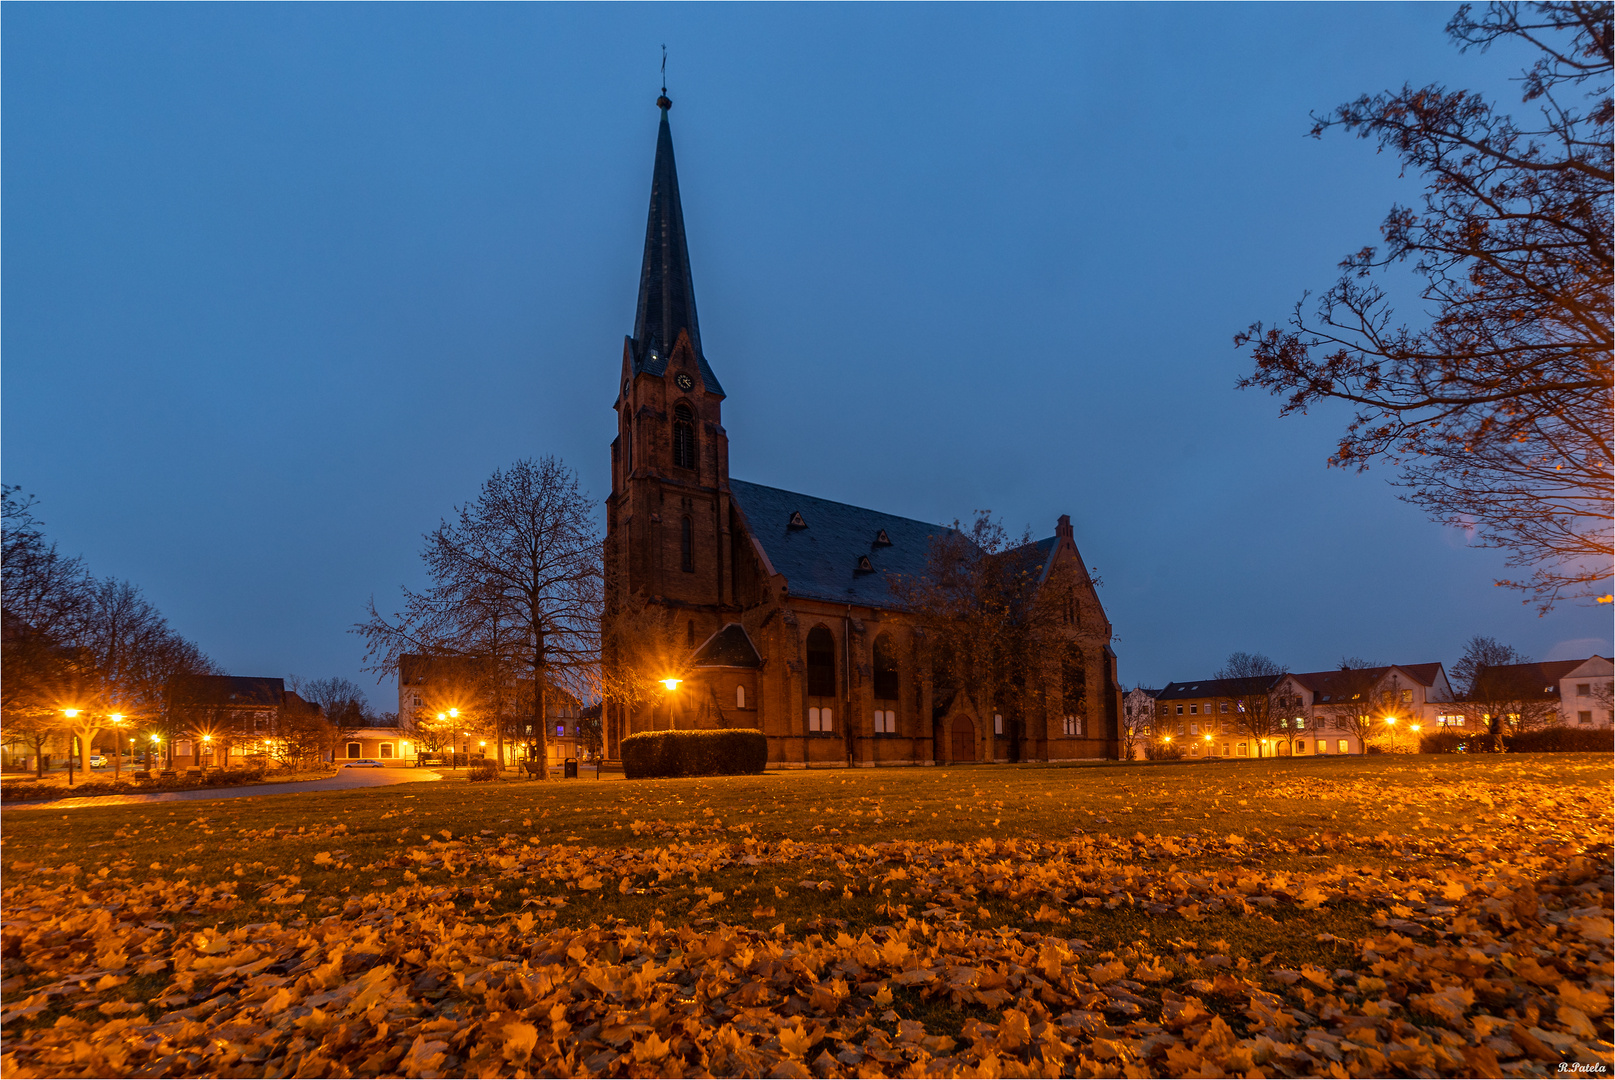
[1203,733,1213,757]
[109,714,123,781]
[661,678,681,731]
[63,709,81,786]
[149,733,161,777]
[201,733,212,773]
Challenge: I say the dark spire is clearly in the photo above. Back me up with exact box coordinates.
[631,94,724,395]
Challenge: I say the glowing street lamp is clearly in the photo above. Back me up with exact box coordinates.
[661,678,681,692]
[108,714,125,781]
[63,709,80,785]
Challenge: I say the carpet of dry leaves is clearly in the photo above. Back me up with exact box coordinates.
[1,755,1610,1078]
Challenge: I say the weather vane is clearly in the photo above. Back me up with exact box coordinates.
[658,45,671,110]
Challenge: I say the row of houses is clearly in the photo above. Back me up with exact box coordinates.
[1129,655,1613,758]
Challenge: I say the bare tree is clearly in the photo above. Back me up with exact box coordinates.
[1120,687,1154,761]
[292,676,371,762]
[1214,652,1286,758]
[1237,2,1613,611]
[890,512,1063,761]
[356,457,601,779]
[1452,636,1561,746]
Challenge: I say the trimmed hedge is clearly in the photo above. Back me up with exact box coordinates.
[1419,726,1614,753]
[0,767,281,802]
[1506,726,1615,753]
[622,728,768,779]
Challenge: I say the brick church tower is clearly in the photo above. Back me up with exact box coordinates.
[606,93,739,659]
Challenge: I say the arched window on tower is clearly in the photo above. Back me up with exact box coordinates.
[872,634,899,734]
[623,417,632,475]
[681,516,694,573]
[806,626,836,733]
[673,404,696,469]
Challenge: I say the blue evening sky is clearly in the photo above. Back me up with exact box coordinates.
[5,4,1608,707]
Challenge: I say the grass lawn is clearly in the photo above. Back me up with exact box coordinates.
[1,754,1610,1077]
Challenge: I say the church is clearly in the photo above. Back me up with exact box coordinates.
[604,94,1120,767]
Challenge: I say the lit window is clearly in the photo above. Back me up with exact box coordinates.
[556,724,565,737]
[1400,689,1413,704]
[736,685,746,709]
[1338,739,1349,753]
[1295,716,1306,729]
[808,706,833,733]
[993,714,1003,735]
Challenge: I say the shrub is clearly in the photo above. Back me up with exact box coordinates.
[467,760,500,782]
[1419,729,1472,754]
[622,728,768,779]
[1504,726,1615,753]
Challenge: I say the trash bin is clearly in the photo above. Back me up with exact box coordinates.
[564,759,578,779]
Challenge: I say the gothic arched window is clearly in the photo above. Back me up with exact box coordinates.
[806,626,836,732]
[872,634,899,734]
[681,516,694,573]
[673,404,695,469]
[623,417,632,475]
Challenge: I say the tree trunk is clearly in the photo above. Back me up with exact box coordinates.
[534,632,548,780]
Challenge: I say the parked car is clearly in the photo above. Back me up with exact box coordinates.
[343,759,385,769]
[89,754,108,768]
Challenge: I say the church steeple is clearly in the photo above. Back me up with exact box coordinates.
[631,94,724,396]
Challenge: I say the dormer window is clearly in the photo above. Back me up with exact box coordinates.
[856,555,875,573]
[788,511,807,529]
[673,404,695,469]
[874,529,892,546]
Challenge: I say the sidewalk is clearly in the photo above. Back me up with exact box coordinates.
[6,766,442,810]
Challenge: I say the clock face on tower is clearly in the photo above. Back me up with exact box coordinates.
[674,373,694,391]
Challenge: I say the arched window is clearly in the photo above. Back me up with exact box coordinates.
[1062,646,1085,735]
[872,634,899,734]
[806,626,835,732]
[681,516,694,573]
[623,417,633,474]
[736,684,746,709]
[673,404,695,469]
[686,620,696,648]
[346,742,361,759]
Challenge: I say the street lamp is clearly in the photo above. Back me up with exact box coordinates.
[63,709,80,785]
[109,714,124,782]
[150,733,162,775]
[661,678,681,730]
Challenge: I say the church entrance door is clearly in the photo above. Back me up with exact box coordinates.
[950,716,977,762]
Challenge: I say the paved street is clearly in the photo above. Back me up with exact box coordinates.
[7,767,442,810]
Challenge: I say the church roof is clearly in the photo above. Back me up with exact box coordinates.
[631,98,724,396]
[729,479,953,608]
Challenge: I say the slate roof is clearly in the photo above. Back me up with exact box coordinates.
[691,624,763,669]
[729,479,956,608]
[1466,658,1593,699]
[1289,668,1388,704]
[168,675,285,709]
[630,99,724,396]
[1156,675,1283,702]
